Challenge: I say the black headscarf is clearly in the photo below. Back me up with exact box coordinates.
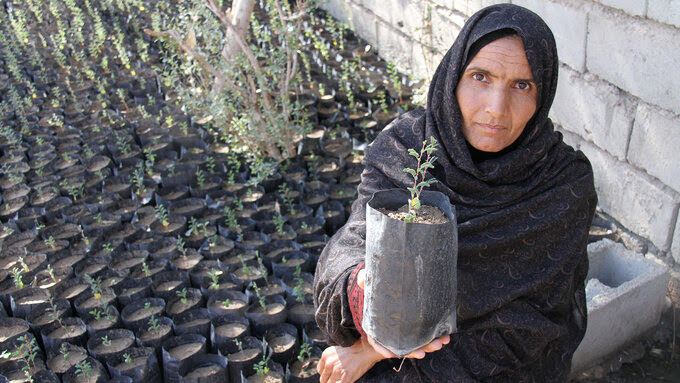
[314,4,597,382]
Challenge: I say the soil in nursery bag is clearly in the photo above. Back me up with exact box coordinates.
[364,188,458,358]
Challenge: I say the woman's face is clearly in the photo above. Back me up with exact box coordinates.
[455,35,538,152]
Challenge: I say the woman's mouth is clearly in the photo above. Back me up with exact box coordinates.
[476,122,505,131]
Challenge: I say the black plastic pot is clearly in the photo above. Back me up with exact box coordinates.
[40,317,88,355]
[162,334,208,383]
[120,297,166,330]
[364,188,458,357]
[210,314,251,354]
[10,287,50,319]
[271,251,312,279]
[46,341,88,376]
[265,323,299,366]
[114,277,153,307]
[245,295,287,337]
[166,287,203,318]
[26,298,72,334]
[106,346,162,383]
[224,336,263,383]
[178,353,229,383]
[206,290,249,318]
[62,355,109,383]
[172,308,212,339]
[87,328,136,364]
[286,346,322,383]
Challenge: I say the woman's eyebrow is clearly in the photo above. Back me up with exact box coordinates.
[464,66,535,84]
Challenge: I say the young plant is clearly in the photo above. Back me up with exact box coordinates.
[141,260,151,277]
[176,288,188,304]
[233,338,244,352]
[253,282,266,309]
[273,214,286,234]
[44,236,57,250]
[11,267,24,289]
[176,236,187,258]
[195,169,205,188]
[74,359,92,380]
[101,336,112,347]
[46,264,57,283]
[46,296,65,330]
[123,353,132,365]
[10,335,39,383]
[232,253,248,274]
[222,298,231,309]
[59,343,70,362]
[207,268,220,290]
[253,352,271,376]
[187,217,209,237]
[297,342,312,368]
[147,314,161,333]
[154,204,169,227]
[85,275,103,300]
[278,183,296,215]
[402,137,439,222]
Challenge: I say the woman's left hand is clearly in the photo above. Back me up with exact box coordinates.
[317,336,384,383]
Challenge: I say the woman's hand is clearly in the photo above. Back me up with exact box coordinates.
[316,269,451,383]
[317,337,384,383]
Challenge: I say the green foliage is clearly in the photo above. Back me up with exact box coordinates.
[402,137,439,222]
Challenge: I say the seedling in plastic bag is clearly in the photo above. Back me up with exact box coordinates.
[402,137,439,222]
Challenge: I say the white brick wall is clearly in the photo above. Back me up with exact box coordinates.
[594,0,646,17]
[580,141,679,251]
[513,0,589,71]
[627,104,680,193]
[550,66,636,160]
[673,214,680,264]
[321,0,680,262]
[587,5,680,115]
[647,0,680,27]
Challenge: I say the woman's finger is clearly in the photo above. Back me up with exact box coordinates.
[357,269,365,290]
[405,348,426,359]
[420,339,443,353]
[439,334,451,344]
[319,348,334,383]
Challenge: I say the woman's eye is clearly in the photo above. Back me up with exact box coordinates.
[472,73,485,82]
[516,81,530,90]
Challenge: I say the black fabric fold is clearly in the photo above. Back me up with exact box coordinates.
[313,3,597,381]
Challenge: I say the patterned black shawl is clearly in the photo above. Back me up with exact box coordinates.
[314,4,597,382]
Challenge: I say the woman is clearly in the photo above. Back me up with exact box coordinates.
[314,3,597,383]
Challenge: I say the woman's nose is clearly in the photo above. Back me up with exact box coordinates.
[483,87,510,119]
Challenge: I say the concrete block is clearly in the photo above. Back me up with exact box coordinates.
[550,67,636,160]
[554,124,585,151]
[587,7,680,114]
[429,7,465,53]
[429,0,455,9]
[672,213,680,264]
[513,0,588,71]
[627,104,680,193]
[571,239,670,373]
[411,42,444,80]
[451,0,510,16]
[580,141,679,251]
[346,2,379,48]
[357,0,392,25]
[593,0,645,16]
[375,20,414,72]
[647,0,680,28]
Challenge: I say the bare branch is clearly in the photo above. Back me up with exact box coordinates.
[144,28,247,97]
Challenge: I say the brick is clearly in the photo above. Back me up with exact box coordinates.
[672,213,680,264]
[376,20,414,72]
[627,103,680,193]
[550,66,636,160]
[451,0,510,16]
[411,41,443,80]
[580,141,679,251]
[554,124,586,151]
[647,0,680,28]
[593,0,645,16]
[429,7,465,53]
[513,0,589,71]
[586,7,680,114]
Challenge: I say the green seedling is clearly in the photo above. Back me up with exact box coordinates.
[101,336,111,346]
[298,342,312,368]
[195,169,205,188]
[176,287,188,304]
[142,260,151,277]
[147,314,161,333]
[44,236,56,250]
[233,338,243,352]
[11,267,24,289]
[177,236,187,258]
[253,282,266,309]
[222,298,231,309]
[46,296,65,330]
[9,335,39,382]
[254,352,271,376]
[208,268,220,290]
[59,343,70,361]
[237,255,250,275]
[46,264,57,282]
[403,137,439,222]
[154,204,169,227]
[273,214,286,234]
[74,359,92,379]
[123,353,132,364]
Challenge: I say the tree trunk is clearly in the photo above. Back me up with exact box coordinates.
[221,0,255,61]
